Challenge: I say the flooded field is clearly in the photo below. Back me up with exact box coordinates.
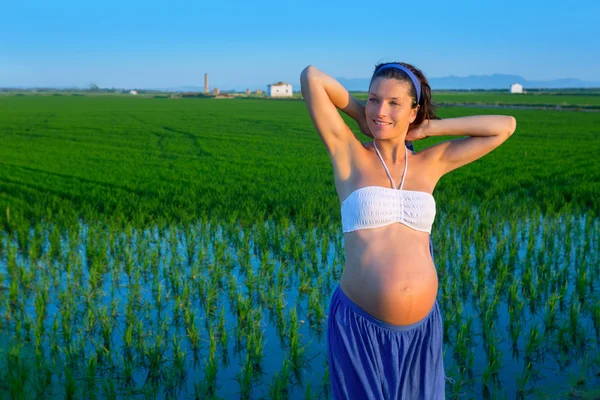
[1,207,598,398]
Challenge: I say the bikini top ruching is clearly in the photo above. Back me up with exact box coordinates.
[341,142,436,233]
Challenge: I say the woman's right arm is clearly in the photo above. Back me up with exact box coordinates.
[300,65,369,157]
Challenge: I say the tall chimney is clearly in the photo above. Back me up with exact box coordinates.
[204,73,208,93]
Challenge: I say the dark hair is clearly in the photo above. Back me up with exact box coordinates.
[370,62,439,127]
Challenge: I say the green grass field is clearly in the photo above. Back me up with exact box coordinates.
[1,95,598,230]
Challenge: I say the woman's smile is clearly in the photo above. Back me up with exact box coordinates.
[374,119,392,126]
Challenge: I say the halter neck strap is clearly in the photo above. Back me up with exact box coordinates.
[373,141,408,190]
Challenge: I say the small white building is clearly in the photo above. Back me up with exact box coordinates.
[130,90,138,95]
[510,83,523,94]
[267,82,293,97]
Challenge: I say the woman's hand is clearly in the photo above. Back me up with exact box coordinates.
[406,120,431,141]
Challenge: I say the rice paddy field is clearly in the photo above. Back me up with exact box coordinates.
[0,94,599,399]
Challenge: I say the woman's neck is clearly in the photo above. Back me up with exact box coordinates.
[373,138,407,164]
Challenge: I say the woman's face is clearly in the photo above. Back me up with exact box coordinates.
[365,77,418,139]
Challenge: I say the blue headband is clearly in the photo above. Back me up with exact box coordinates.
[377,63,421,104]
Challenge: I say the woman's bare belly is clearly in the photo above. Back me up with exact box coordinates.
[339,224,439,326]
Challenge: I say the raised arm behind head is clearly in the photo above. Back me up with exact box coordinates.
[300,65,370,156]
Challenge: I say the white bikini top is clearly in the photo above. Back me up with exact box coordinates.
[341,141,436,234]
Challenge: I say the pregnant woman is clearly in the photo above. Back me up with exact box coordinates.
[300,62,516,399]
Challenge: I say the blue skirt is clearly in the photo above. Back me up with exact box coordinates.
[327,285,446,399]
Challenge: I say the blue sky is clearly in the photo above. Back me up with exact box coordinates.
[1,0,599,89]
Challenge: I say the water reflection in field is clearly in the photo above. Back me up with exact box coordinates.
[0,209,598,399]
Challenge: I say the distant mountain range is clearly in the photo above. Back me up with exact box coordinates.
[3,74,599,92]
[336,74,600,91]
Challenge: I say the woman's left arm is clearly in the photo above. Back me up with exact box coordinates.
[412,115,516,177]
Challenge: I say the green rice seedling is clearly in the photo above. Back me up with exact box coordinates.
[247,322,265,373]
[98,306,113,351]
[569,301,583,345]
[183,300,194,329]
[482,363,493,399]
[8,277,18,308]
[320,236,330,266]
[528,281,539,315]
[288,306,307,381]
[32,358,53,399]
[453,287,464,330]
[557,274,568,313]
[194,359,220,400]
[486,337,502,385]
[172,294,184,326]
[446,365,466,400]
[495,261,509,293]
[218,306,228,350]
[22,313,33,342]
[308,288,326,326]
[34,315,44,356]
[144,333,167,385]
[510,295,525,323]
[453,318,474,377]
[297,269,311,296]
[575,265,587,302]
[6,342,28,400]
[154,280,167,314]
[172,334,187,379]
[592,301,600,339]
[85,354,98,397]
[459,257,471,298]
[63,339,85,370]
[556,325,572,367]
[507,276,519,309]
[244,264,257,301]
[543,292,560,333]
[524,325,541,364]
[60,308,74,346]
[276,261,288,292]
[307,287,325,323]
[235,292,251,331]
[515,363,533,400]
[480,307,496,346]
[521,266,532,298]
[197,331,219,398]
[49,313,60,360]
[120,353,137,388]
[228,274,237,305]
[18,263,34,294]
[268,373,287,400]
[274,293,288,340]
[13,311,22,343]
[123,248,135,280]
[235,353,256,400]
[49,224,62,260]
[269,357,292,400]
[205,286,220,322]
[64,364,78,400]
[208,322,217,363]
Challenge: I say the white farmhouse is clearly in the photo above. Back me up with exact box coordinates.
[267,82,293,97]
[130,90,138,95]
[510,83,523,94]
